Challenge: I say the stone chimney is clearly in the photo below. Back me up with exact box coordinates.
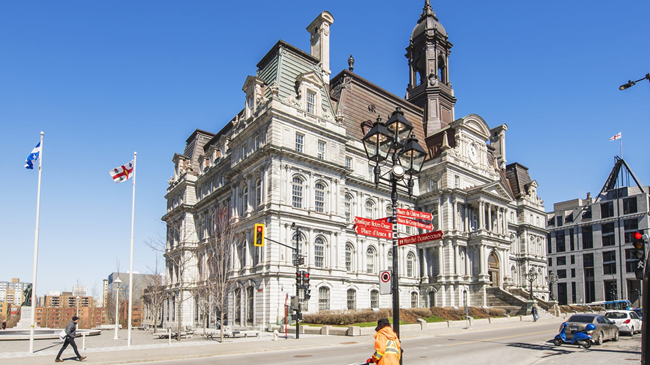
[489,124,508,169]
[307,11,334,84]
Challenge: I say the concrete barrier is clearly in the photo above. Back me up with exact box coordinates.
[417,318,427,330]
[347,326,361,336]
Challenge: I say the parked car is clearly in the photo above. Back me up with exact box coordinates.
[565,314,619,345]
[605,310,642,335]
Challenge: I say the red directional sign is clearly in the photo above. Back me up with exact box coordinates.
[398,231,443,246]
[354,217,392,230]
[355,224,393,239]
[377,217,433,230]
[397,208,432,221]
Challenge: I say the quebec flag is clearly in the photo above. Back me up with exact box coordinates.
[24,142,41,169]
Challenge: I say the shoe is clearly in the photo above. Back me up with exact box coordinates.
[55,359,63,363]
[78,356,86,361]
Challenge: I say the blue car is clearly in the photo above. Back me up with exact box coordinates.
[634,308,643,320]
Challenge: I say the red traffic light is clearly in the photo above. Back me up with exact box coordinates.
[304,272,310,278]
[634,231,643,240]
[257,226,263,232]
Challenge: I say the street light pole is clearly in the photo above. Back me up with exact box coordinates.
[113,278,122,340]
[526,268,538,300]
[546,271,557,301]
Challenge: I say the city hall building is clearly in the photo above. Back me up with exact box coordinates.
[159,2,548,329]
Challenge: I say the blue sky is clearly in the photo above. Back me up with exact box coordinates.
[1,0,649,298]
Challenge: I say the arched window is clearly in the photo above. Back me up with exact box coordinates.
[315,182,325,213]
[255,178,262,207]
[347,289,356,310]
[345,243,354,272]
[366,246,376,274]
[387,250,393,272]
[407,252,416,278]
[370,290,379,309]
[345,194,353,223]
[437,56,446,84]
[292,231,305,264]
[314,237,325,268]
[292,177,303,208]
[241,184,248,214]
[318,287,330,311]
[411,292,418,308]
[365,200,375,219]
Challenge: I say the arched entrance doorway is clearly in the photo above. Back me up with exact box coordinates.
[488,252,500,287]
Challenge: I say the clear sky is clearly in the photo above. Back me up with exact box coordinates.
[1,0,649,298]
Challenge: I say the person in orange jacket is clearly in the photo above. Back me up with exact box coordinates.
[366,318,401,365]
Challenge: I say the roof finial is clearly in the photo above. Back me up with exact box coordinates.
[348,54,355,72]
[421,0,438,21]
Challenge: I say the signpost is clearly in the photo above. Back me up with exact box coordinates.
[377,216,433,230]
[397,208,432,220]
[398,231,443,246]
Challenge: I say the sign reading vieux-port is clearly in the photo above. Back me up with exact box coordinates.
[354,217,392,239]
[398,231,443,246]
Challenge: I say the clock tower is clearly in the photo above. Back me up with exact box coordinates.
[405,0,456,137]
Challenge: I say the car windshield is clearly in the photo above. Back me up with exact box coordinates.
[605,312,627,319]
[568,315,595,323]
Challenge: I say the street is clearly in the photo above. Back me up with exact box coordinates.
[135,322,641,365]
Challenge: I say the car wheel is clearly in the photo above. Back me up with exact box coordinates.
[613,330,619,341]
[595,332,604,345]
[630,327,635,336]
[553,338,562,346]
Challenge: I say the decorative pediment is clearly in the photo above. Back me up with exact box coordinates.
[296,71,322,88]
[452,114,491,141]
[470,181,515,202]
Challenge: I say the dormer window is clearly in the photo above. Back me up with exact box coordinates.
[307,90,316,114]
[296,72,323,117]
[242,76,265,119]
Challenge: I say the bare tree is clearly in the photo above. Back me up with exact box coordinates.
[148,215,197,341]
[205,206,236,343]
[143,255,168,334]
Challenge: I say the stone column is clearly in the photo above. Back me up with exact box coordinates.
[487,203,492,232]
[478,200,484,230]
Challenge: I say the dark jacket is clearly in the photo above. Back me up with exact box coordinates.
[64,320,77,338]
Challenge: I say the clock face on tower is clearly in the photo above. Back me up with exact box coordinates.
[469,144,478,163]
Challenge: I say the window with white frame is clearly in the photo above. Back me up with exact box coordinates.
[254,134,260,151]
[345,156,352,169]
[345,194,353,223]
[295,133,304,153]
[429,178,437,192]
[368,165,374,180]
[255,178,262,207]
[365,200,374,219]
[317,140,325,159]
[345,243,354,271]
[315,182,325,213]
[242,185,248,214]
[241,143,247,159]
[318,286,330,311]
[410,292,418,308]
[347,289,356,310]
[292,177,303,208]
[370,290,379,309]
[315,237,325,268]
[407,252,416,277]
[306,90,316,114]
[367,246,376,274]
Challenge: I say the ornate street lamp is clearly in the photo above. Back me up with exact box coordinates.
[526,268,538,300]
[619,73,650,91]
[546,271,558,301]
[113,278,122,340]
[361,107,427,342]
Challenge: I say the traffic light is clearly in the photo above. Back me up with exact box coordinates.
[254,224,265,247]
[302,271,311,300]
[295,271,302,289]
[632,230,647,280]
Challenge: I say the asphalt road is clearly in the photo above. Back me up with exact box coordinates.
[136,322,641,365]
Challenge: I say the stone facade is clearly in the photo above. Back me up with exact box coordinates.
[160,3,548,330]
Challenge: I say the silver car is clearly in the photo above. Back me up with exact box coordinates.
[566,314,619,345]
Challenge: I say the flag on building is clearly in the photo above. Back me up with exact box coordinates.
[24,142,41,169]
[610,132,622,141]
[109,160,134,183]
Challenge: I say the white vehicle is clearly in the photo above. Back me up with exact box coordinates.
[605,310,642,335]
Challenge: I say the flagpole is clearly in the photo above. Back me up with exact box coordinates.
[29,131,44,354]
[127,152,136,347]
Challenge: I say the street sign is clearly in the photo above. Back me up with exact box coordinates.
[397,208,432,221]
[398,231,443,246]
[377,216,433,230]
[355,224,392,239]
[379,270,392,294]
[354,216,392,230]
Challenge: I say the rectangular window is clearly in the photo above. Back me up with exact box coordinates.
[241,143,247,159]
[557,256,566,266]
[571,268,576,278]
[582,226,593,249]
[318,287,330,311]
[571,282,577,303]
[556,231,566,252]
[368,165,374,180]
[295,133,304,153]
[306,90,316,114]
[582,206,592,219]
[601,201,614,219]
[345,156,352,169]
[556,216,563,226]
[317,141,325,159]
[623,197,637,215]
[557,269,567,279]
[570,255,575,264]
[624,219,639,243]
[626,249,638,273]
[347,290,356,310]
[254,134,260,151]
[603,251,617,275]
[569,228,575,251]
[547,233,552,253]
[602,222,615,246]
[548,257,553,266]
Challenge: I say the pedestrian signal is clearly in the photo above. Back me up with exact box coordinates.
[632,230,647,279]
[254,224,265,247]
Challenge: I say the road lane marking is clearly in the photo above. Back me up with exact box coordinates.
[443,330,556,347]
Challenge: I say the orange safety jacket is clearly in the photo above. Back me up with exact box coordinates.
[371,326,401,365]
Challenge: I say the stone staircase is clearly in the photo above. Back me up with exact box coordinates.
[486,287,527,315]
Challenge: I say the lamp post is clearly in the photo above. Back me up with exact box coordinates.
[619,73,650,91]
[76,296,80,317]
[525,268,538,300]
[113,278,122,340]
[546,271,558,301]
[361,107,427,341]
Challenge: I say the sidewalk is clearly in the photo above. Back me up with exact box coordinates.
[0,316,560,365]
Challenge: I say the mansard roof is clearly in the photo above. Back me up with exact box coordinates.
[505,162,532,199]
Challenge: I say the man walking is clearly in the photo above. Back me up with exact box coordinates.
[532,305,539,322]
[366,318,401,365]
[55,316,86,362]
